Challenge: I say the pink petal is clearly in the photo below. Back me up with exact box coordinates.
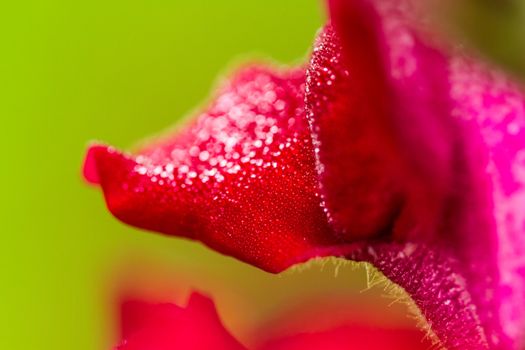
[304,0,525,348]
[256,291,432,350]
[450,55,525,346]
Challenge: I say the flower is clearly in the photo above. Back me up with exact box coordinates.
[114,291,432,350]
[115,293,245,350]
[84,0,525,348]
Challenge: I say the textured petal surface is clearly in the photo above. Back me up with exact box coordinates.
[348,243,490,349]
[305,19,496,350]
[256,289,432,350]
[302,0,525,348]
[84,67,340,272]
[306,24,454,244]
[313,0,457,249]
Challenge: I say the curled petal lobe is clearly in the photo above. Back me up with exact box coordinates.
[305,24,405,240]
[315,0,457,244]
[84,67,340,272]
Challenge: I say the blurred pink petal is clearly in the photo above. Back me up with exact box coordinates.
[115,292,246,350]
[313,0,525,348]
[258,325,428,350]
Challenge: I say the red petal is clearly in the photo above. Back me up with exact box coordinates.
[115,292,246,350]
[84,67,340,272]
[449,56,525,348]
[115,291,431,350]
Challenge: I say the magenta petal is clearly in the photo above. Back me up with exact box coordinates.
[289,241,493,349]
[115,291,432,350]
[350,243,490,349]
[307,0,525,348]
[450,56,525,346]
[311,1,457,243]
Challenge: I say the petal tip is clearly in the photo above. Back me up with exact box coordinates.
[82,143,107,185]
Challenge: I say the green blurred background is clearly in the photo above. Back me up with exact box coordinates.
[2,0,523,349]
